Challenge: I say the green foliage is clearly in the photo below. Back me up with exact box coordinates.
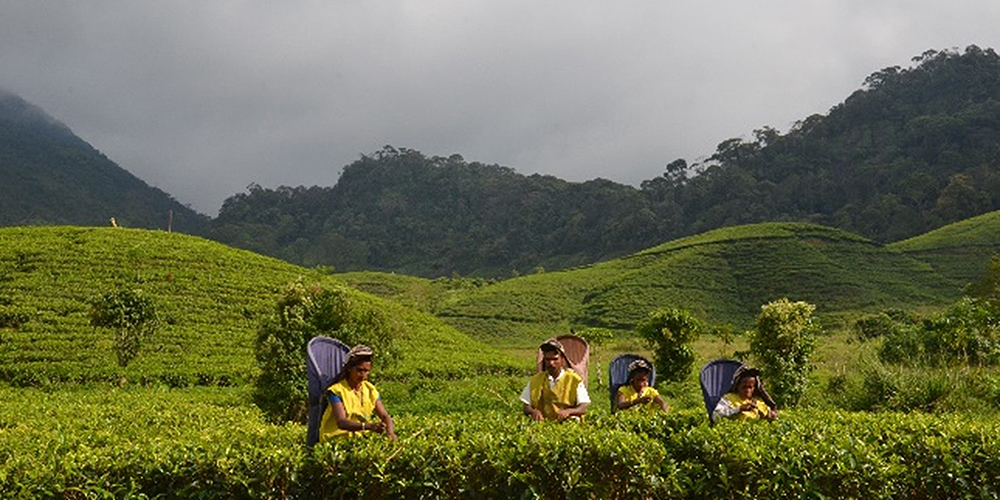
[964,253,1000,308]
[6,388,1000,499]
[88,287,159,368]
[573,327,616,347]
[852,309,916,341]
[879,298,1000,367]
[253,280,400,422]
[750,298,819,408]
[635,308,703,383]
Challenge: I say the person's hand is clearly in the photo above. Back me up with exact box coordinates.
[555,409,576,421]
[739,402,756,412]
[387,429,398,442]
[766,409,778,421]
[366,421,386,433]
[530,408,544,422]
[636,396,652,405]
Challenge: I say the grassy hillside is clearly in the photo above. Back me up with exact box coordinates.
[341,223,957,345]
[0,226,521,387]
[889,209,1000,291]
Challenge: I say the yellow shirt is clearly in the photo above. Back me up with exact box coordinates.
[319,379,380,441]
[617,385,661,412]
[528,369,582,420]
[720,392,771,421]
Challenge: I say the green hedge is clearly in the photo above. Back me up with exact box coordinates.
[2,389,999,498]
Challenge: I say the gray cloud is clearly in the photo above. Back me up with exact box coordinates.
[2,0,999,215]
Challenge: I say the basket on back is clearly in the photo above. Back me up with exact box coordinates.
[607,354,655,412]
[306,336,350,447]
[699,358,776,424]
[536,334,590,386]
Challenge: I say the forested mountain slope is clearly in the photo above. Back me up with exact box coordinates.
[213,46,1000,278]
[0,90,208,233]
[212,148,659,277]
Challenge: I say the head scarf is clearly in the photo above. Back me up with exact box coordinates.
[728,364,776,409]
[627,359,652,382]
[540,338,569,364]
[346,344,374,367]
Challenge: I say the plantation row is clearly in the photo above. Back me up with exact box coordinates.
[2,388,998,499]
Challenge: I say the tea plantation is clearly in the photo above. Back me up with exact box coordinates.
[3,223,1000,498]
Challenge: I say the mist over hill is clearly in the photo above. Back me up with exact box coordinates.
[0,89,209,233]
[211,46,1000,277]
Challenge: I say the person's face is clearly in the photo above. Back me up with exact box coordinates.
[542,350,563,376]
[631,372,649,391]
[348,360,372,385]
[738,376,756,399]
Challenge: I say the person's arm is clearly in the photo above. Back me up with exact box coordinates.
[556,402,588,421]
[757,400,778,421]
[330,400,368,432]
[654,394,670,412]
[616,392,651,410]
[712,395,740,422]
[520,382,543,421]
[523,402,544,421]
[374,398,397,441]
[555,381,590,420]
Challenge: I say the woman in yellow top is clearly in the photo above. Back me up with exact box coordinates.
[616,359,669,412]
[712,365,778,422]
[319,345,397,442]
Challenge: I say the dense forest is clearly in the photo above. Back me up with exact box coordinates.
[211,152,659,276]
[211,46,1000,277]
[0,90,209,233]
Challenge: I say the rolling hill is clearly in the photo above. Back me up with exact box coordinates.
[889,209,1000,290]
[0,226,521,387]
[340,222,959,342]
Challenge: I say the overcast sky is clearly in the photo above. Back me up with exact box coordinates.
[3,1,999,215]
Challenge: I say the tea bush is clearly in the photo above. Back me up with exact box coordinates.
[5,388,1000,499]
[88,287,159,368]
[636,308,703,383]
[253,280,401,422]
[750,298,819,408]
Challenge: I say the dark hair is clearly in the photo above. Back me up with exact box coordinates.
[629,366,650,382]
[540,344,560,355]
[334,354,372,382]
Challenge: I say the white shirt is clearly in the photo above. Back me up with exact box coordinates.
[518,368,591,405]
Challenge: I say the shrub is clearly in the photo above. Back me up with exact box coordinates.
[88,287,159,368]
[879,298,1000,367]
[853,309,915,341]
[749,298,819,408]
[574,327,615,347]
[253,281,400,423]
[635,308,703,383]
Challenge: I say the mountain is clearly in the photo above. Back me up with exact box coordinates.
[212,147,661,277]
[0,90,208,233]
[645,46,1000,244]
[213,46,1000,278]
